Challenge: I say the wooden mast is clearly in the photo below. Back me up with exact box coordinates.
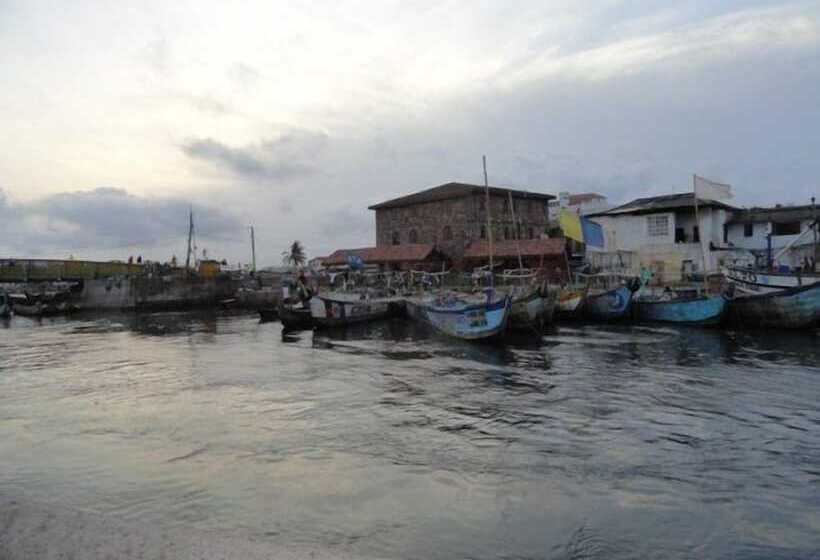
[483,155,493,285]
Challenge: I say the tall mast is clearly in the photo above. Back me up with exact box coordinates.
[693,174,708,291]
[249,226,257,273]
[483,155,493,284]
[185,207,194,270]
[813,196,817,273]
[508,190,523,271]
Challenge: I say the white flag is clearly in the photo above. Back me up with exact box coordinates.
[694,174,733,202]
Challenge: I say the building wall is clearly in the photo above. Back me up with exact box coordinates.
[374,193,550,260]
[726,219,818,268]
[589,207,729,284]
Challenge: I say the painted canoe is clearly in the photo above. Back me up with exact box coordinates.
[258,307,279,322]
[12,301,80,317]
[726,266,820,294]
[508,289,555,331]
[309,293,403,328]
[277,301,313,330]
[585,285,634,321]
[406,293,511,341]
[556,288,586,317]
[634,294,727,325]
[727,282,820,329]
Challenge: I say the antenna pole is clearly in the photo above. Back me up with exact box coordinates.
[483,155,493,285]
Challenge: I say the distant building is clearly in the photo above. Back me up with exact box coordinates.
[366,182,555,266]
[462,238,570,282]
[586,192,737,284]
[548,192,610,222]
[725,204,819,268]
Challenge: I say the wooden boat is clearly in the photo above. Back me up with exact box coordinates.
[258,307,278,322]
[556,287,586,317]
[727,282,820,329]
[277,301,313,330]
[406,291,511,341]
[507,288,555,330]
[585,285,635,321]
[0,290,10,319]
[12,300,80,317]
[634,293,727,325]
[309,291,403,328]
[726,265,820,294]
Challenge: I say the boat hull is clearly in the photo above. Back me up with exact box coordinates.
[258,307,278,322]
[555,289,585,318]
[726,266,820,294]
[406,295,511,340]
[309,295,402,328]
[585,286,633,321]
[728,282,820,329]
[277,302,313,330]
[634,294,727,325]
[508,291,555,330]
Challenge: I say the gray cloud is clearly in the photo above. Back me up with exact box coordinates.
[0,187,242,257]
[181,130,328,181]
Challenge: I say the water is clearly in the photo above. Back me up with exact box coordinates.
[1,312,819,559]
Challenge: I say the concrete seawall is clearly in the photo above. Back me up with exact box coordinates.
[0,496,379,560]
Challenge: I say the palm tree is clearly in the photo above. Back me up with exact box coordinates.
[281,240,306,267]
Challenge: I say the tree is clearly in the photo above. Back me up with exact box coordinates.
[282,240,306,267]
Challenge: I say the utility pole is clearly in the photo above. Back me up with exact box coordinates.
[249,226,257,273]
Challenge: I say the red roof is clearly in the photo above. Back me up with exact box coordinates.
[568,193,605,205]
[463,238,566,259]
[323,244,436,265]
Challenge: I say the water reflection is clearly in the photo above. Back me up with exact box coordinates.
[0,313,818,559]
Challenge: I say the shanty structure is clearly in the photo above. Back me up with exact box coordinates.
[321,244,446,271]
[462,238,570,282]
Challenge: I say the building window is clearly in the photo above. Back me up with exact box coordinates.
[480,225,486,239]
[647,215,669,237]
[392,231,400,245]
[744,223,754,237]
[773,221,800,236]
[502,199,509,214]
[692,226,700,243]
[479,198,486,212]
[528,227,534,239]
[443,225,452,241]
[675,228,686,243]
[409,229,418,243]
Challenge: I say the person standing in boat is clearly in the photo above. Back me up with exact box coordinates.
[296,271,313,308]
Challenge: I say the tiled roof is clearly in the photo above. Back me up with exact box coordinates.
[587,192,736,217]
[727,205,819,225]
[369,182,554,210]
[463,238,566,259]
[322,244,436,265]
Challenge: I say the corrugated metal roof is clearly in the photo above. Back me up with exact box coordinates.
[368,182,554,210]
[463,238,566,259]
[587,192,736,217]
[322,244,436,265]
[727,205,819,225]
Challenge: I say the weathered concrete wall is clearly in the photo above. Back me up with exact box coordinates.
[81,275,237,310]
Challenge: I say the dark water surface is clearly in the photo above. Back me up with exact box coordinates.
[1,312,819,559]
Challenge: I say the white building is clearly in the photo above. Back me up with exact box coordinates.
[725,204,819,269]
[548,192,610,222]
[586,193,737,284]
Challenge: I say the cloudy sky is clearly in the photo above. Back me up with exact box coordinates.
[1,1,819,265]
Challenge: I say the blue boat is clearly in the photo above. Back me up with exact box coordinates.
[584,285,634,321]
[728,281,820,329]
[634,294,727,325]
[406,292,511,340]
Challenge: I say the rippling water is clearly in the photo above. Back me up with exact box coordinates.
[1,312,819,559]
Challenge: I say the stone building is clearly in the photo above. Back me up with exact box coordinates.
[368,182,555,264]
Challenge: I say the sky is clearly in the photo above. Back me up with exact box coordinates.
[1,0,819,265]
